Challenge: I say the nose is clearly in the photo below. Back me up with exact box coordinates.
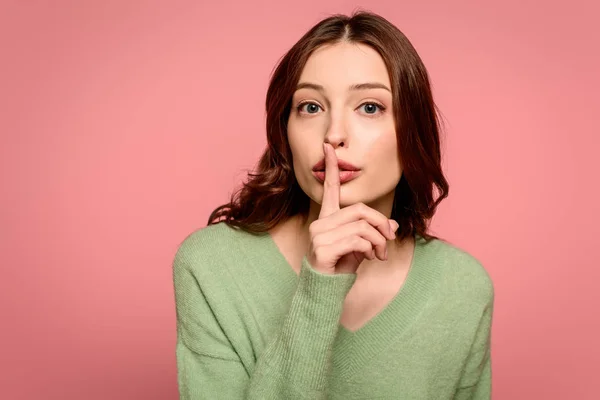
[323,111,349,149]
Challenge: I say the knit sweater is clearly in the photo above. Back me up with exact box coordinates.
[173,222,494,399]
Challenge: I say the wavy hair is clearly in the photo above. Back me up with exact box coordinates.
[208,10,449,243]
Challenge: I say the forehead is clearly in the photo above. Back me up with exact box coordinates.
[298,42,390,88]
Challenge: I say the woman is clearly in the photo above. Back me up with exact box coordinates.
[173,10,494,400]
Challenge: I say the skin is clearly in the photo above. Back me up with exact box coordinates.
[282,41,414,276]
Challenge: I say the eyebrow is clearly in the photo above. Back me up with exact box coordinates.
[295,82,391,93]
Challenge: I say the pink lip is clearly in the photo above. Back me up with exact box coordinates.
[312,170,362,184]
[312,158,360,172]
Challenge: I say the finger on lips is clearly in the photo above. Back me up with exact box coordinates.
[319,143,397,239]
[319,143,341,219]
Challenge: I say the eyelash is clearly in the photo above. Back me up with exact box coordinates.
[295,101,387,117]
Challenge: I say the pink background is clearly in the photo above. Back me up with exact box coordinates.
[1,1,598,399]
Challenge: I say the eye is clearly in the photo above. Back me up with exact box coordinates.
[295,101,386,116]
[358,102,386,115]
[297,102,322,114]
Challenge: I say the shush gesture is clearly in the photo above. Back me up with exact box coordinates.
[306,143,400,275]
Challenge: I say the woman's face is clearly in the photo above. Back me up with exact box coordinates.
[287,41,402,210]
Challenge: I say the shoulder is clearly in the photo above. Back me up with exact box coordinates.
[172,222,248,275]
[422,237,495,306]
[175,222,237,257]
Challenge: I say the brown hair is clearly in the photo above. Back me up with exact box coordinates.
[208,10,449,243]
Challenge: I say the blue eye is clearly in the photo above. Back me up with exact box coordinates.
[360,102,385,114]
[296,101,386,116]
[297,102,321,114]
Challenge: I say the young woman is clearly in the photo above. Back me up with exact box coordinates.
[173,10,494,400]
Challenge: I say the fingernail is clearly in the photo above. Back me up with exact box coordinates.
[384,248,388,260]
[391,220,399,232]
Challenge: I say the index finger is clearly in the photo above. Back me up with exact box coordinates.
[319,143,341,219]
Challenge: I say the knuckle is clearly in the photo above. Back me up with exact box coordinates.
[381,214,390,226]
[359,240,370,252]
[357,202,368,216]
[314,246,329,265]
[313,246,322,260]
[308,222,318,237]
[350,201,362,211]
[312,234,323,247]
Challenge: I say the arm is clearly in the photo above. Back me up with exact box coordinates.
[453,299,494,400]
[173,248,356,399]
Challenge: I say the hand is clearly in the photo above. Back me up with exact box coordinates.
[306,143,399,275]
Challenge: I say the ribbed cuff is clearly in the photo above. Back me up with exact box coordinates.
[274,256,357,391]
[296,256,357,312]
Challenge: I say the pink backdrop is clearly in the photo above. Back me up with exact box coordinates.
[1,1,598,399]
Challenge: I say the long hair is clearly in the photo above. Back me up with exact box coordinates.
[208,10,449,243]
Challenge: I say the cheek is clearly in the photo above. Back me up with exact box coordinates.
[364,126,398,158]
[365,129,402,179]
[287,129,312,177]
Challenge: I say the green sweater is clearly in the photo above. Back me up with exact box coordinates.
[173,222,494,399]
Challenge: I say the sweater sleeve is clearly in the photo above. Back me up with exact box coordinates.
[453,296,494,400]
[173,248,356,400]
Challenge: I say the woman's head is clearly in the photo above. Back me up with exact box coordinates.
[209,10,448,242]
[288,41,399,213]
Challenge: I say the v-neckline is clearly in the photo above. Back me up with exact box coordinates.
[336,235,419,335]
[263,229,443,378]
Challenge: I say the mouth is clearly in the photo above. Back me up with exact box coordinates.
[312,170,362,184]
[312,158,360,172]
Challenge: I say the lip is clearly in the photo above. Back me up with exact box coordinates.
[312,158,360,172]
[312,170,362,184]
